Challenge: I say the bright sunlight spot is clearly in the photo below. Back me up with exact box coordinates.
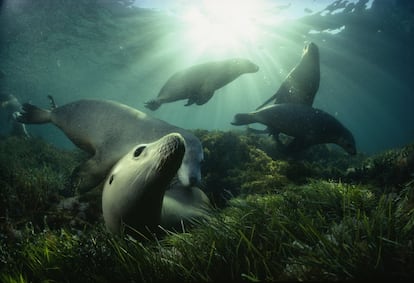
[181,0,271,51]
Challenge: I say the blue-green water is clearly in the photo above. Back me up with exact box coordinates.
[0,0,413,155]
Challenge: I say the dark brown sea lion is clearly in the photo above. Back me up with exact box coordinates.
[232,103,356,155]
[144,58,259,110]
[256,41,320,110]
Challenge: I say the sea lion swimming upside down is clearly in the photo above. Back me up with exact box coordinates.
[256,41,320,110]
[144,58,259,110]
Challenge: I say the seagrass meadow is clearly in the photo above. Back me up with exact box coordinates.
[0,131,413,282]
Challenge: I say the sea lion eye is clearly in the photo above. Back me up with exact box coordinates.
[109,175,114,185]
[133,146,146,157]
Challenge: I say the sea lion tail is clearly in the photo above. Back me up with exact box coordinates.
[231,113,255,126]
[15,103,51,124]
[144,99,161,111]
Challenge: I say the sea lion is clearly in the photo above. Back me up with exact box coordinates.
[256,41,320,110]
[232,104,356,155]
[102,133,183,235]
[144,58,259,110]
[102,134,210,236]
[16,98,204,192]
[0,93,29,138]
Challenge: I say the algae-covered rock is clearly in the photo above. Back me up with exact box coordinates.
[194,130,290,206]
[193,130,366,206]
[345,142,414,189]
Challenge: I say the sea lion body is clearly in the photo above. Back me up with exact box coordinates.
[16,99,204,192]
[102,133,185,235]
[232,104,356,155]
[256,42,320,110]
[145,58,259,110]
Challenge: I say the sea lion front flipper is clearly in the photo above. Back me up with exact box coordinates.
[144,99,162,111]
[194,91,214,105]
[184,98,195,106]
[185,91,214,106]
[70,156,106,194]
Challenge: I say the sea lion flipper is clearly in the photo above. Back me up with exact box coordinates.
[15,103,51,124]
[184,98,195,106]
[194,91,214,105]
[70,157,104,193]
[144,99,161,111]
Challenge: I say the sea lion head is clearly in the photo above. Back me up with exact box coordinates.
[102,133,186,235]
[177,137,204,187]
[231,58,259,74]
[302,41,319,62]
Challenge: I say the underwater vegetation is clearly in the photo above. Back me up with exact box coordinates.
[0,132,414,282]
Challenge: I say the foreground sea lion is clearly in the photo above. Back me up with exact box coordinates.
[16,98,204,192]
[144,58,259,110]
[256,42,320,110]
[102,133,210,236]
[232,104,356,155]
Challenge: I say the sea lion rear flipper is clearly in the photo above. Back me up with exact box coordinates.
[15,103,52,124]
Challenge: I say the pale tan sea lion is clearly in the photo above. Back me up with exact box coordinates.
[144,58,259,110]
[102,133,184,235]
[232,103,356,155]
[102,134,210,236]
[16,99,204,192]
